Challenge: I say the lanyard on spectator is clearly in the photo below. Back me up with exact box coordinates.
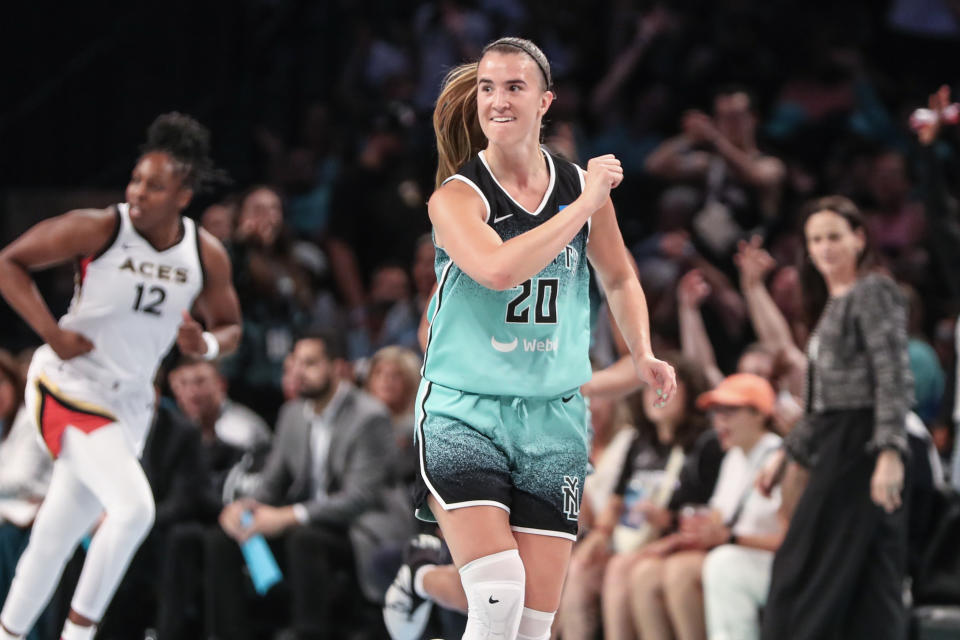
[724,440,779,530]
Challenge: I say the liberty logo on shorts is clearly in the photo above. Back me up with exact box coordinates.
[562,476,580,522]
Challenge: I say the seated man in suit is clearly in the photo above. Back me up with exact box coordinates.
[209,330,412,640]
[154,355,275,640]
[168,356,272,505]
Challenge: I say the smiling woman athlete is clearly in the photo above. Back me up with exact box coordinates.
[0,113,241,640]
[414,37,677,640]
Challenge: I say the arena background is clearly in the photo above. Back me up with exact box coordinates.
[1,2,959,636]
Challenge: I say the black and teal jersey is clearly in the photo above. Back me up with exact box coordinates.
[422,148,592,397]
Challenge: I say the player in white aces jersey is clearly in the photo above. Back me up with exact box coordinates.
[0,113,242,640]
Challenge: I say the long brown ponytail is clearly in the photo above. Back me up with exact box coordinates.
[433,63,485,189]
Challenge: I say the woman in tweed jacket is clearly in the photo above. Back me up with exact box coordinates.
[759,195,913,640]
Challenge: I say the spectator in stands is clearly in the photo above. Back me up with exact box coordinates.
[365,346,421,449]
[364,345,422,513]
[169,357,272,455]
[586,7,681,176]
[255,101,343,240]
[222,185,316,424]
[559,357,716,640]
[645,87,786,262]
[677,259,805,436]
[326,110,431,313]
[410,1,491,113]
[903,410,947,600]
[758,196,912,640]
[732,238,807,396]
[900,284,946,425]
[864,149,928,284]
[200,198,238,246]
[579,391,634,530]
[926,314,956,464]
[908,84,960,484]
[629,373,783,640]
[347,264,420,360]
[0,351,53,640]
[914,85,960,307]
[632,187,749,360]
[154,357,274,640]
[209,331,412,639]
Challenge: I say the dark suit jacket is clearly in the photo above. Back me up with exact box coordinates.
[143,403,211,528]
[254,383,413,600]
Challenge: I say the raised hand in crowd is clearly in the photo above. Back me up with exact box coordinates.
[636,4,673,43]
[733,235,807,400]
[589,6,675,115]
[682,110,722,146]
[677,268,710,310]
[676,269,726,386]
[914,85,953,146]
[734,236,776,290]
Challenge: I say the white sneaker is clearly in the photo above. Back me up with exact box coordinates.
[383,564,433,640]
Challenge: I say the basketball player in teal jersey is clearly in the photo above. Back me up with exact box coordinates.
[416,37,676,640]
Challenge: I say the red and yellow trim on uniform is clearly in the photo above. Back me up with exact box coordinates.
[33,375,117,458]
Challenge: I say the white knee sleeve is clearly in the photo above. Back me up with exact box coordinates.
[459,549,525,640]
[517,607,555,640]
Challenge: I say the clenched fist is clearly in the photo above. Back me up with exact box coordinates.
[580,154,624,212]
[177,310,208,357]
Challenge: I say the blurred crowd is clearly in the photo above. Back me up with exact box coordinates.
[2,0,960,638]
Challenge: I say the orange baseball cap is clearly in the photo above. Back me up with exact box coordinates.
[696,373,776,416]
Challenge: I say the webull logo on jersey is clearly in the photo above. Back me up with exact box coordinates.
[523,337,559,352]
[119,258,188,283]
[490,335,559,353]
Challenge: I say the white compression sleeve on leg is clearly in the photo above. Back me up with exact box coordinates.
[63,426,155,621]
[459,549,525,640]
[60,620,96,640]
[517,607,556,640]
[0,461,103,636]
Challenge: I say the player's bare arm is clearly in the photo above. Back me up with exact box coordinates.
[179,229,242,358]
[587,197,677,404]
[0,208,117,359]
[430,155,621,291]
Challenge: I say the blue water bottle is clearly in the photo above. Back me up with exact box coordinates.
[240,510,283,595]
